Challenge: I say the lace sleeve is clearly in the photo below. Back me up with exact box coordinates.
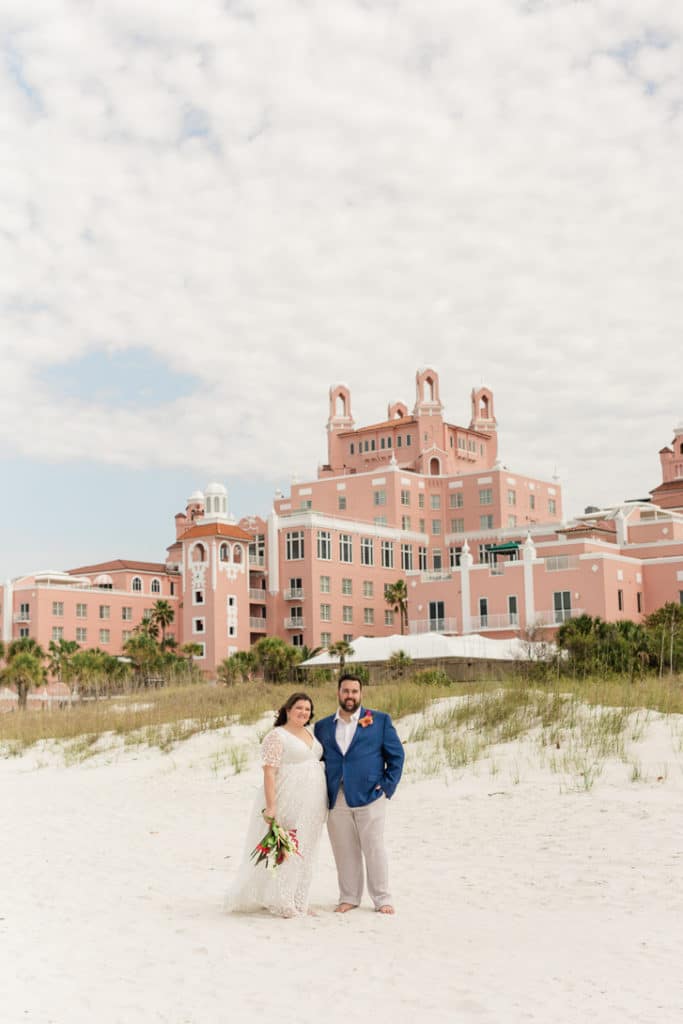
[261,730,284,768]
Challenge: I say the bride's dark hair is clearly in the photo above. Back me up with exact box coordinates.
[274,692,315,728]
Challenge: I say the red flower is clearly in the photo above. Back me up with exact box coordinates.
[359,711,374,728]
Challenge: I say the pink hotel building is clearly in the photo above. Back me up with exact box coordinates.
[2,368,683,676]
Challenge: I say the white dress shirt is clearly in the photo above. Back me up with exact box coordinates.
[334,706,361,755]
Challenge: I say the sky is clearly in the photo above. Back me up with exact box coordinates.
[1,0,682,580]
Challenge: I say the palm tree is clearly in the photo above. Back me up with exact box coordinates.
[3,651,44,709]
[48,639,79,684]
[328,639,354,674]
[384,580,409,635]
[181,642,204,670]
[151,600,175,646]
[252,637,299,683]
[8,637,45,662]
[387,650,412,679]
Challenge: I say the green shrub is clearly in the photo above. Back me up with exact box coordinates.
[412,668,451,687]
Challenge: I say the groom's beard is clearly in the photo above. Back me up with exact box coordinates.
[339,697,360,713]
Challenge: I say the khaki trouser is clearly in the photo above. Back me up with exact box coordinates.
[327,786,391,909]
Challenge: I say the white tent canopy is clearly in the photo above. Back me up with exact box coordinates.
[301,633,550,666]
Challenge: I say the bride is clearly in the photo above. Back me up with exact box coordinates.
[225,692,328,918]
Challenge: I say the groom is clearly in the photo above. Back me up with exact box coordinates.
[314,674,405,914]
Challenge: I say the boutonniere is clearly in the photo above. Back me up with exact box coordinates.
[358,711,374,728]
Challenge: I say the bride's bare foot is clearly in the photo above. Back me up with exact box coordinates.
[376,905,395,914]
[334,903,358,913]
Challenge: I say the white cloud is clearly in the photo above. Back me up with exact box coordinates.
[1,0,682,514]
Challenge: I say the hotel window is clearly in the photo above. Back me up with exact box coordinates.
[320,575,330,593]
[679,591,683,606]
[480,514,494,530]
[286,531,305,560]
[507,515,517,527]
[479,598,488,627]
[449,546,463,568]
[76,603,87,618]
[450,518,464,534]
[508,595,519,625]
[193,618,205,633]
[99,629,110,644]
[193,590,204,605]
[76,627,87,643]
[418,493,425,509]
[449,492,464,509]
[529,494,536,511]
[338,495,347,511]
[406,435,412,446]
[549,498,557,515]
[479,544,495,564]
[342,606,353,623]
[380,438,385,449]
[18,602,29,619]
[320,604,331,621]
[458,437,466,450]
[132,577,142,592]
[360,537,374,566]
[507,490,516,506]
[387,436,392,448]
[292,633,305,647]
[228,596,236,608]
[617,589,624,612]
[350,443,355,455]
[339,534,353,563]
[99,605,110,620]
[384,609,394,626]
[289,607,303,623]
[341,578,353,595]
[362,580,374,598]
[432,519,441,535]
[52,601,64,616]
[19,627,29,637]
[418,546,428,571]
[122,607,133,620]
[553,591,572,624]
[479,488,493,505]
[401,543,413,571]
[401,515,411,531]
[122,630,133,644]
[374,516,387,527]
[419,518,426,533]
[370,440,376,451]
[397,435,402,448]
[151,579,161,594]
[300,499,312,510]
[400,489,410,506]
[433,550,442,570]
[52,626,64,641]
[343,633,354,643]
[381,541,394,569]
[364,608,375,625]
[317,530,331,560]
[320,632,331,647]
[637,592,643,613]
[194,643,206,660]
[430,494,441,510]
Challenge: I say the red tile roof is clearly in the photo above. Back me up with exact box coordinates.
[180,522,251,541]
[68,559,171,575]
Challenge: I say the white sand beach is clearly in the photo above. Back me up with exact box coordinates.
[3,703,683,1024]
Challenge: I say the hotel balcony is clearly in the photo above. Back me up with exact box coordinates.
[284,617,305,629]
[249,554,265,568]
[420,571,453,583]
[469,613,520,631]
[249,589,267,602]
[284,587,305,600]
[535,608,585,626]
[13,613,31,624]
[409,618,458,635]
[249,616,267,632]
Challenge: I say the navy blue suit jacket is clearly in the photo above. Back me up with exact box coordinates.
[314,707,405,809]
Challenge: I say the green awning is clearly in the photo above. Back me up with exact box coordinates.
[488,542,520,553]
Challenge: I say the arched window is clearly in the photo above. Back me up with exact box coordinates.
[151,579,161,594]
[430,457,440,476]
[479,395,489,418]
[192,543,207,563]
[424,377,435,402]
[219,542,229,562]
[336,393,346,417]
[131,577,142,592]
[233,544,243,564]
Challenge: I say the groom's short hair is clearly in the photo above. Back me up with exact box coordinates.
[338,673,363,689]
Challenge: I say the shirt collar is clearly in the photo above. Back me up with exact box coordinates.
[334,706,361,724]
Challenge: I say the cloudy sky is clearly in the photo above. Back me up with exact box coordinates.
[2,0,682,578]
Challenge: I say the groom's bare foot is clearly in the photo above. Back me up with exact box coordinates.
[376,905,395,914]
[334,903,358,913]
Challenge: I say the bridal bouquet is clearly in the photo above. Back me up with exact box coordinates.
[251,817,301,872]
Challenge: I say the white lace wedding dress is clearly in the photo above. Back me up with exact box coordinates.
[225,726,328,917]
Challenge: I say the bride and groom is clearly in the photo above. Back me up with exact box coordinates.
[225,674,405,918]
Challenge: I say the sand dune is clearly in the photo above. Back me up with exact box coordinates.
[3,705,683,1024]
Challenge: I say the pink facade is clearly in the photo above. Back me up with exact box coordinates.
[2,371,683,675]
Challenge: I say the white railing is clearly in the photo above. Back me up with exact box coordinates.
[284,617,305,629]
[470,612,520,631]
[249,589,267,601]
[420,571,453,583]
[13,613,30,623]
[409,617,459,635]
[284,588,305,600]
[249,617,267,630]
[489,563,505,576]
[535,607,585,625]
[249,554,265,567]
[545,556,580,572]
